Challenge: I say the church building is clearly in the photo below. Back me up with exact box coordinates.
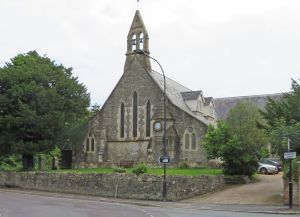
[71,10,282,169]
[72,10,218,168]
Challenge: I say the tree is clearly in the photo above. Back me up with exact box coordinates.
[226,101,268,156]
[202,102,268,176]
[262,79,300,157]
[0,51,90,156]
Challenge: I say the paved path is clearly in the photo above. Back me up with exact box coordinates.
[183,173,283,205]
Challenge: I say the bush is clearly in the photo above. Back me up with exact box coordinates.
[0,155,22,172]
[179,161,189,169]
[132,163,148,175]
[113,168,126,173]
[283,157,299,182]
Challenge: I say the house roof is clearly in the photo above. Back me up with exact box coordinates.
[214,93,283,120]
[204,97,213,106]
[148,70,211,125]
[181,91,203,101]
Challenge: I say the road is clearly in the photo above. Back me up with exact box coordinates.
[0,190,296,217]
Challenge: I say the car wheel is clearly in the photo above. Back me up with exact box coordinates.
[260,167,268,175]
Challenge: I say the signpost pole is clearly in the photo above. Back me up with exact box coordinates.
[288,138,293,209]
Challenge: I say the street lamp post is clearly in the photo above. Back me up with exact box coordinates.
[134,49,167,201]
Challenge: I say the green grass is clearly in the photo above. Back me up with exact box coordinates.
[56,167,222,176]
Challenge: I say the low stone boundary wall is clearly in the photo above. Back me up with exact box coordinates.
[0,172,225,201]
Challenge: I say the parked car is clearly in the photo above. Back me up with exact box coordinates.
[260,158,282,172]
[258,162,278,174]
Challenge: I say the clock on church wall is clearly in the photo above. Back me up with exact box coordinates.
[153,121,162,131]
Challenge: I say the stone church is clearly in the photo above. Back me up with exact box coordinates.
[71,10,281,168]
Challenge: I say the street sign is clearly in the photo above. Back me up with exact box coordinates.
[284,152,297,160]
[159,155,170,164]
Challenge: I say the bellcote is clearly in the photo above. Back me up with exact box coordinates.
[126,10,149,55]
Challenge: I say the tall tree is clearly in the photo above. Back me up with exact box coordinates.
[262,79,300,156]
[202,102,268,176]
[0,51,90,155]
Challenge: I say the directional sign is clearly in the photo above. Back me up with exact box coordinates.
[284,152,296,160]
[159,155,170,164]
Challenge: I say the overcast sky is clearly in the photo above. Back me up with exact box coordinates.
[1,0,299,105]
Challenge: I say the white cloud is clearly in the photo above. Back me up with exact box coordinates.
[1,0,300,104]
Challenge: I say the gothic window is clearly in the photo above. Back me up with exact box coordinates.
[86,138,90,152]
[131,34,137,51]
[132,92,138,137]
[139,33,144,50]
[85,134,96,153]
[91,138,95,152]
[120,103,125,138]
[192,133,196,149]
[146,101,151,137]
[185,134,190,149]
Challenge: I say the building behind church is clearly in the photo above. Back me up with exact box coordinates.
[70,10,282,169]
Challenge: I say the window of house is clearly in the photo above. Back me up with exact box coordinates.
[120,103,125,138]
[133,92,138,137]
[146,101,151,137]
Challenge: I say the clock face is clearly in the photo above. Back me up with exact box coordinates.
[154,121,162,131]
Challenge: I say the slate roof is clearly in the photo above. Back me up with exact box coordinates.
[181,91,203,101]
[204,97,213,106]
[149,70,211,125]
[214,93,283,120]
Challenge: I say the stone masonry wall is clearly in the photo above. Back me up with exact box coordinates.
[0,172,225,201]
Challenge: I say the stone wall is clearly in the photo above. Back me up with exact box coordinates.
[0,172,225,201]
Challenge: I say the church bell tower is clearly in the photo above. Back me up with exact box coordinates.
[125,10,151,71]
[127,10,149,54]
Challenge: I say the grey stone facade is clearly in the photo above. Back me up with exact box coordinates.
[72,10,283,168]
[72,11,213,168]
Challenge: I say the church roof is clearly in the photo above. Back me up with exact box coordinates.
[214,93,283,120]
[149,70,211,125]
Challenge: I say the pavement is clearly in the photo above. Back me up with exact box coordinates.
[1,173,300,215]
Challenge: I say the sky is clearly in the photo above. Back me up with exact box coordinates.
[1,0,300,106]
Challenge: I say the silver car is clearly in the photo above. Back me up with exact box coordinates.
[258,162,278,174]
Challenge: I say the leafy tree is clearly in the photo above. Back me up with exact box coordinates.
[203,102,268,176]
[0,51,90,156]
[226,101,268,156]
[262,79,300,157]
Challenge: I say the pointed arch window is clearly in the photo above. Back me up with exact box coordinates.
[185,134,190,149]
[86,138,90,152]
[146,101,151,137]
[91,138,95,152]
[139,33,144,50]
[120,103,125,138]
[131,34,137,51]
[133,92,138,137]
[192,133,196,149]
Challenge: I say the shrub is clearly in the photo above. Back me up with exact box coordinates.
[0,155,22,172]
[179,161,189,169]
[283,157,299,182]
[132,163,148,175]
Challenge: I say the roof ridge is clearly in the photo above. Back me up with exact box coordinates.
[215,93,283,100]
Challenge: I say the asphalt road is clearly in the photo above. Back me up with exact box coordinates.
[0,190,296,217]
